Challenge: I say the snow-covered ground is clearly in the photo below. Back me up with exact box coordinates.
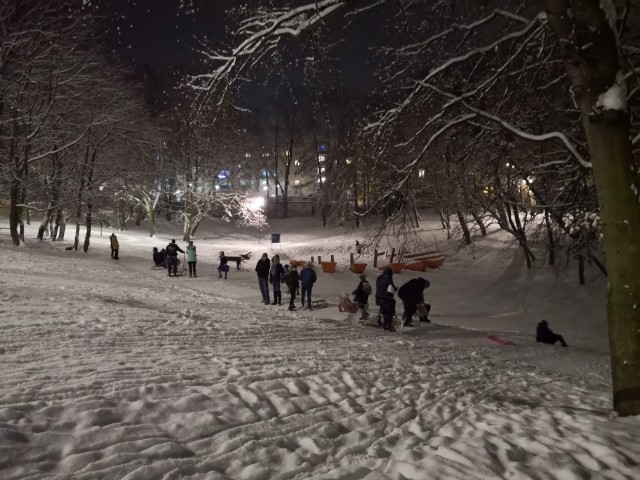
[1,215,638,480]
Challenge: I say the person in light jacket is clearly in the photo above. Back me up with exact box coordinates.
[186,241,197,278]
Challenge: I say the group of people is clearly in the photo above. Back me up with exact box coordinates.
[152,239,198,277]
[254,253,317,311]
[147,242,570,345]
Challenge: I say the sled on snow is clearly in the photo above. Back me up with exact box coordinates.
[225,252,252,269]
[487,335,515,345]
[310,299,329,309]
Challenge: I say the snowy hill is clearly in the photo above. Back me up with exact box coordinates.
[1,215,637,479]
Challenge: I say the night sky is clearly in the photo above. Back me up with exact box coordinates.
[95,0,384,109]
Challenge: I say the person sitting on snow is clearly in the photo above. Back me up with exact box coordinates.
[153,247,166,267]
[338,292,358,313]
[536,320,568,347]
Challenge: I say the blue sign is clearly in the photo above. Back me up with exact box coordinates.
[271,233,281,244]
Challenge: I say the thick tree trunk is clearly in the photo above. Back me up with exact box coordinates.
[146,199,156,237]
[546,0,640,415]
[37,209,54,241]
[9,179,22,246]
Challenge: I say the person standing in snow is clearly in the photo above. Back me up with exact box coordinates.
[379,291,397,331]
[255,253,271,303]
[218,251,229,279]
[269,255,285,305]
[375,267,397,324]
[186,241,197,278]
[397,277,430,327]
[352,273,372,320]
[165,239,184,277]
[109,233,119,260]
[284,264,300,311]
[299,262,317,309]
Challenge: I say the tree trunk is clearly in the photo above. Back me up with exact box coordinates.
[457,209,471,245]
[37,209,54,241]
[545,208,555,266]
[546,0,640,415]
[146,199,156,237]
[82,150,96,253]
[471,211,487,236]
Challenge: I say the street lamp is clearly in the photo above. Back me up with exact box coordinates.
[251,196,265,243]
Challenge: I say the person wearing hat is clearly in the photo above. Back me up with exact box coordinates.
[165,239,184,277]
[255,252,271,303]
[352,273,372,320]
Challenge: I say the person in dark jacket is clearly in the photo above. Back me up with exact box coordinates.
[379,292,396,331]
[269,255,285,305]
[375,267,397,324]
[152,247,166,267]
[284,265,300,311]
[110,233,119,259]
[536,320,568,347]
[299,262,317,309]
[352,274,372,320]
[218,251,229,279]
[165,239,184,277]
[255,253,271,303]
[397,277,430,327]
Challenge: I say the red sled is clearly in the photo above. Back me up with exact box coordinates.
[487,335,514,345]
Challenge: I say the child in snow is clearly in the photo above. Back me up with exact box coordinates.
[338,292,358,313]
[536,320,568,347]
[218,251,229,279]
[352,273,372,320]
[378,291,396,331]
[152,247,166,267]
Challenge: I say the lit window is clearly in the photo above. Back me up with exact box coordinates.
[294,160,300,166]
[245,152,251,158]
[318,155,326,162]
[418,169,425,178]
[345,158,352,164]
[294,179,300,185]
